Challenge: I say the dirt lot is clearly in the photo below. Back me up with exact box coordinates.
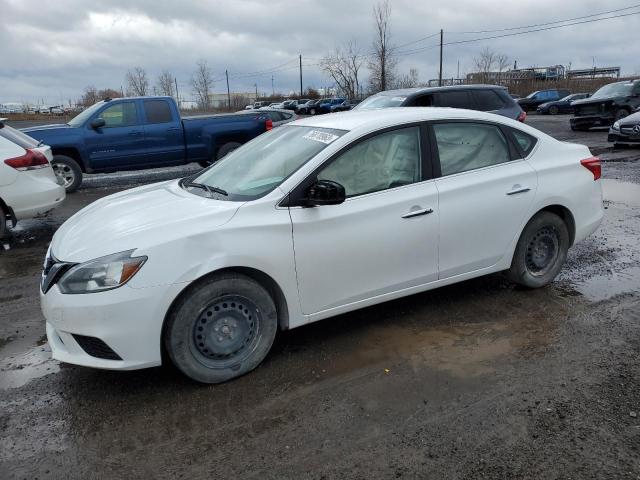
[1,114,639,479]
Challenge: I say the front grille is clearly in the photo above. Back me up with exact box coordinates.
[72,334,122,360]
[575,104,602,116]
[41,251,75,293]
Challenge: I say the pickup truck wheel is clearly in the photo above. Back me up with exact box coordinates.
[164,272,278,383]
[216,142,242,161]
[51,155,82,193]
[506,211,569,289]
[614,109,629,121]
[0,205,7,240]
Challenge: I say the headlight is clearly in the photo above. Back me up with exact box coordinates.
[612,121,620,131]
[57,250,147,294]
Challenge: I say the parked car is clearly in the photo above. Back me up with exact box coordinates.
[266,102,284,109]
[21,96,272,192]
[236,108,297,127]
[0,120,65,238]
[355,85,526,122]
[536,93,591,115]
[40,108,603,383]
[329,98,351,112]
[315,98,347,114]
[281,100,298,111]
[252,101,270,109]
[50,106,64,116]
[297,99,319,115]
[570,80,640,131]
[608,110,640,147]
[517,89,571,112]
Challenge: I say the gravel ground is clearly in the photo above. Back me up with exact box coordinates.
[0,113,639,479]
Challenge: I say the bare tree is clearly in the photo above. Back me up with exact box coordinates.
[191,60,214,110]
[369,0,397,93]
[473,47,496,84]
[157,70,175,97]
[395,68,419,89]
[496,54,510,83]
[80,85,99,106]
[126,67,149,96]
[321,40,364,99]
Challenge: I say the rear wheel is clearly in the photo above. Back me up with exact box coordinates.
[0,205,7,240]
[164,273,278,383]
[506,212,569,288]
[51,155,82,193]
[198,142,242,168]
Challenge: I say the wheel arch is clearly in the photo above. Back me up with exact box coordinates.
[161,266,291,352]
[51,147,87,172]
[530,204,576,246]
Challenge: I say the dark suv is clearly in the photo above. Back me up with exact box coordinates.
[570,80,640,131]
[354,85,525,122]
[517,89,571,112]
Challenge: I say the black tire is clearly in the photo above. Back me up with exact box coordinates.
[0,205,7,240]
[51,155,82,193]
[506,211,570,289]
[164,272,278,384]
[309,108,316,115]
[614,108,629,121]
[549,105,559,115]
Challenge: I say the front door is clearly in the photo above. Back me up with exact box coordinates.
[85,101,146,170]
[289,125,439,315]
[431,121,538,278]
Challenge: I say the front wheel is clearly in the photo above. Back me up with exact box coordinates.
[549,105,559,115]
[164,273,278,383]
[506,212,569,288]
[309,108,316,115]
[51,155,82,192]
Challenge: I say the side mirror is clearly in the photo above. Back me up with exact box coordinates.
[90,118,106,129]
[303,180,346,207]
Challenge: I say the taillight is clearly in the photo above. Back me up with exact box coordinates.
[265,118,273,131]
[517,110,527,122]
[4,149,49,171]
[580,156,601,180]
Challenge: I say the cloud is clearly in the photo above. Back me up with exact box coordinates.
[1,0,638,103]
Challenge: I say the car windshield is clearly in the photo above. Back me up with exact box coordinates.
[354,95,407,110]
[67,102,104,127]
[591,83,633,99]
[189,125,346,201]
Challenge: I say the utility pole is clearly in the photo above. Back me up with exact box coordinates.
[174,77,180,106]
[271,75,275,97]
[438,29,443,87]
[225,70,231,110]
[457,60,460,80]
[254,83,258,100]
[299,54,303,97]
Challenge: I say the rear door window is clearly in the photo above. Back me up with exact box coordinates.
[435,91,473,109]
[473,90,506,111]
[143,100,173,124]
[412,94,434,107]
[433,122,511,176]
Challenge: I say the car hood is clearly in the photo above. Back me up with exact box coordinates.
[619,110,640,126]
[21,123,72,134]
[50,180,243,263]
[571,95,621,106]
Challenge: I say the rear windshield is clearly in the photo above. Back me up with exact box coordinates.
[355,95,407,110]
[0,123,39,148]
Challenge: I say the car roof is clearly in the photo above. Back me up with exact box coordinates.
[294,107,522,133]
[373,84,506,97]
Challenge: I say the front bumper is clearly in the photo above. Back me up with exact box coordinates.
[41,281,187,370]
[570,115,614,129]
[608,130,640,144]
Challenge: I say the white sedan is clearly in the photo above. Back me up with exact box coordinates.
[40,108,603,383]
[0,120,65,238]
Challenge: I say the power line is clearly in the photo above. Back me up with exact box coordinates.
[447,3,640,34]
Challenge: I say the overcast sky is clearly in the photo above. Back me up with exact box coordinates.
[1,0,639,104]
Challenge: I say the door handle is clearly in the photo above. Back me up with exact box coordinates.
[506,185,531,195]
[401,207,433,219]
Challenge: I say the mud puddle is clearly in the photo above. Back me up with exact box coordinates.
[0,341,60,390]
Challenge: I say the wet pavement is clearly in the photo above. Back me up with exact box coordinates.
[1,114,639,479]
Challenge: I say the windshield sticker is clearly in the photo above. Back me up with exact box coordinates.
[303,130,339,144]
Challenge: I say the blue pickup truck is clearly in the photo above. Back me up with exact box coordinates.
[22,96,271,192]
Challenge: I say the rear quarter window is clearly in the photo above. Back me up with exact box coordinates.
[509,128,538,157]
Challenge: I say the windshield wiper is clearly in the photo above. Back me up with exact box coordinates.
[184,180,228,197]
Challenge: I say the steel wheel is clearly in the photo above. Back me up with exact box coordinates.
[525,226,560,277]
[52,162,76,189]
[190,294,262,369]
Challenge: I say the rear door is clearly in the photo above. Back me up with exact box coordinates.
[141,99,184,164]
[431,121,537,278]
[84,100,146,170]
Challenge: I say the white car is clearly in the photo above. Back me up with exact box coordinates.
[0,120,65,237]
[40,108,603,383]
[236,108,297,128]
